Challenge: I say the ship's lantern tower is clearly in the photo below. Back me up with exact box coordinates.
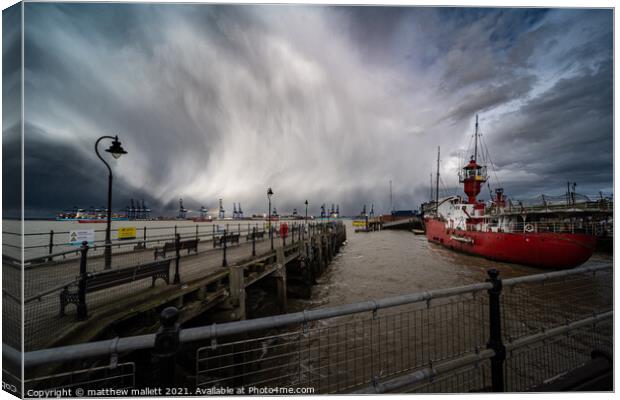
[459,115,488,204]
[459,159,487,204]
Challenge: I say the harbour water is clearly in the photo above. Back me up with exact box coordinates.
[278,221,611,311]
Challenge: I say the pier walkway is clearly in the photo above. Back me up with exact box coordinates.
[3,222,346,351]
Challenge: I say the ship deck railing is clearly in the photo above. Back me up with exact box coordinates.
[463,220,611,236]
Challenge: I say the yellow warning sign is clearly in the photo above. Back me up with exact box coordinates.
[352,220,367,227]
[118,227,137,240]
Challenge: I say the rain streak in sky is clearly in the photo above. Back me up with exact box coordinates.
[4,4,613,217]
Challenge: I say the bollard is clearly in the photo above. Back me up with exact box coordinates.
[173,234,181,284]
[76,241,89,320]
[222,230,228,267]
[486,269,505,392]
[252,227,256,256]
[48,230,55,262]
[152,307,180,389]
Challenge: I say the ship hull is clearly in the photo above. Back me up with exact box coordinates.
[425,218,596,269]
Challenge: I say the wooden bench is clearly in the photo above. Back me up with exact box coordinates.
[60,259,171,316]
[245,230,265,241]
[154,239,199,259]
[213,233,240,248]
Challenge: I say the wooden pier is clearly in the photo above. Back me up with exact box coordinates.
[10,222,346,351]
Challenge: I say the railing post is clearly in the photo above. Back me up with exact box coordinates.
[48,230,55,262]
[196,225,199,241]
[222,229,228,267]
[153,307,180,389]
[486,268,505,392]
[143,226,147,248]
[252,227,256,257]
[77,241,89,320]
[173,234,181,284]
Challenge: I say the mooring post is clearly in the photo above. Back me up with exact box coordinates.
[229,265,246,320]
[48,230,55,261]
[76,241,89,320]
[486,268,506,392]
[153,307,180,389]
[173,234,181,284]
[274,247,287,313]
[222,229,228,267]
[252,226,256,256]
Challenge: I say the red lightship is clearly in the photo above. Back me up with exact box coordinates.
[424,116,596,269]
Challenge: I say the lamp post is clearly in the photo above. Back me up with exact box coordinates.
[267,187,274,251]
[304,200,308,221]
[95,135,127,269]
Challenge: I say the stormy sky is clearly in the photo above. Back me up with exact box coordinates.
[5,4,613,217]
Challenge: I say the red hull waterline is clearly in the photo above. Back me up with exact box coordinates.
[425,219,596,269]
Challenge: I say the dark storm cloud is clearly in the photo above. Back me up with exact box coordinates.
[13,4,613,217]
[3,3,22,218]
[483,59,612,198]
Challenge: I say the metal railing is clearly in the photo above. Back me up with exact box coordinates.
[14,222,334,351]
[5,221,308,260]
[464,220,609,235]
[8,263,611,394]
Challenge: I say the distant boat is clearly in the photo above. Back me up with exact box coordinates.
[56,208,128,222]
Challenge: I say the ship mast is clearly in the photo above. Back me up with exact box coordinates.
[389,180,393,212]
[435,146,440,207]
[474,114,479,162]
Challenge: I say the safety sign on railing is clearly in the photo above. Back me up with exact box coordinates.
[69,230,95,246]
[117,227,137,240]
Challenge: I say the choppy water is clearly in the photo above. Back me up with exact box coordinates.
[289,221,612,311]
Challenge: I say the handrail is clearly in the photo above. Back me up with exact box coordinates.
[21,263,611,368]
[355,310,613,394]
[22,229,272,266]
[502,264,611,288]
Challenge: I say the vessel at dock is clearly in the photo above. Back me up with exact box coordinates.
[424,116,604,269]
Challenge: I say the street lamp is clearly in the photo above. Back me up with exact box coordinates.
[304,200,308,221]
[267,187,274,251]
[95,135,127,269]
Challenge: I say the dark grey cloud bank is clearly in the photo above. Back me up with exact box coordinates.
[14,4,613,218]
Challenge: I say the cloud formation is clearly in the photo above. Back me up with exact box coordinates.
[13,5,613,217]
